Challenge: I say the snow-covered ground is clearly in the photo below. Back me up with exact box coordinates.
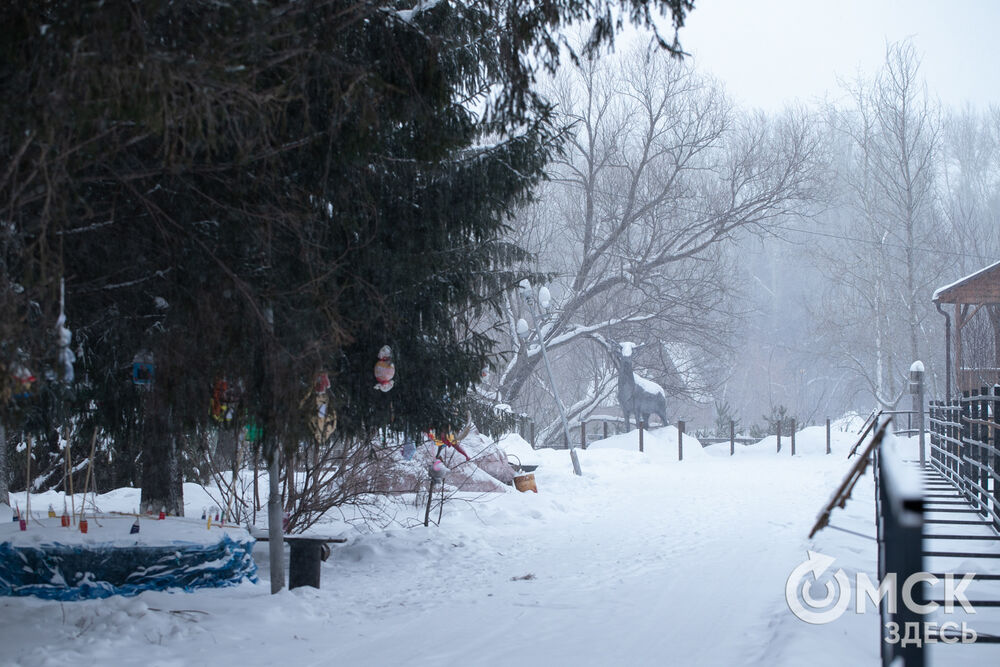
[1,425,995,666]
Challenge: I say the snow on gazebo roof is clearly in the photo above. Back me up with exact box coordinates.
[932,259,1000,304]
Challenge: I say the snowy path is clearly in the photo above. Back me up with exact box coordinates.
[2,428,887,666]
[327,454,829,666]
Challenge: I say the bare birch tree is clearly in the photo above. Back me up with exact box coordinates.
[490,47,823,442]
[815,40,946,407]
[941,106,1000,274]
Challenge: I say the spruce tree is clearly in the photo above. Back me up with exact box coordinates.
[1,0,694,527]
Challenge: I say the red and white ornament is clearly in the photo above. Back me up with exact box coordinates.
[374,345,395,392]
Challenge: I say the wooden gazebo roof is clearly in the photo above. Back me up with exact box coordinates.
[933,260,1000,305]
[932,259,1000,395]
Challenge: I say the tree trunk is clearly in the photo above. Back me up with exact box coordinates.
[139,391,184,516]
[268,447,284,594]
[0,420,8,509]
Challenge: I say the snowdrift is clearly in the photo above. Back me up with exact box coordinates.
[585,423,705,460]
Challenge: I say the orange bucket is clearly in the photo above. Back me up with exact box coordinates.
[513,473,537,493]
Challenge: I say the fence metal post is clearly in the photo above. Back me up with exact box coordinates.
[979,387,989,511]
[790,419,796,456]
[639,420,644,453]
[776,420,782,453]
[825,418,831,455]
[730,420,735,456]
[993,385,1000,533]
[876,442,926,667]
[945,400,952,478]
[910,362,925,467]
[961,391,971,497]
[678,420,685,461]
[917,379,927,468]
[928,401,937,468]
[952,399,960,481]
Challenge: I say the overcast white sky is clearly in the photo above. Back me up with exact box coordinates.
[677,0,1000,112]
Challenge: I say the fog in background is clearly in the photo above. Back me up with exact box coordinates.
[484,2,1000,442]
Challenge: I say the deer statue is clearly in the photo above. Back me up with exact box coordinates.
[609,340,669,430]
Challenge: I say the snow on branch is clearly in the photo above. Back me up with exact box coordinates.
[536,373,616,447]
[543,313,657,351]
[385,0,442,24]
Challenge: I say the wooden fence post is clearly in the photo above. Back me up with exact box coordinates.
[678,420,685,461]
[581,420,587,450]
[776,421,782,453]
[530,421,536,449]
[603,420,609,440]
[790,419,796,456]
[639,420,644,453]
[825,418,831,455]
[729,420,735,456]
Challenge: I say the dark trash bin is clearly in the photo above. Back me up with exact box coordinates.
[287,538,329,590]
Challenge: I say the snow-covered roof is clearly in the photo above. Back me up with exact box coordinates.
[932,259,1000,304]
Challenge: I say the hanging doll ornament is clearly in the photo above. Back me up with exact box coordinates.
[373,346,395,392]
[307,371,337,442]
[426,430,471,462]
[428,459,446,483]
[131,350,155,387]
[313,372,331,394]
[10,362,35,399]
[210,378,242,425]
